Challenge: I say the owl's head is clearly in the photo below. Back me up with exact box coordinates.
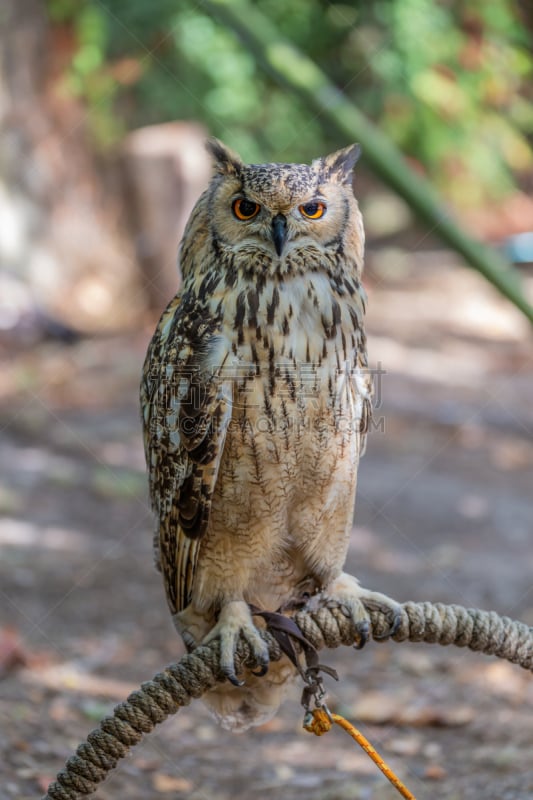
[184,139,365,282]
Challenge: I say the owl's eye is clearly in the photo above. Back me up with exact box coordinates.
[232,198,261,220]
[299,201,326,219]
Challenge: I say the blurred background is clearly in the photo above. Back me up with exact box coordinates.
[1,2,533,799]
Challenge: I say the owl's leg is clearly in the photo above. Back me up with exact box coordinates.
[318,572,401,648]
[203,600,270,686]
[174,605,212,652]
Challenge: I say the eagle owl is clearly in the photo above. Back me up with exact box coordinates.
[141,140,399,731]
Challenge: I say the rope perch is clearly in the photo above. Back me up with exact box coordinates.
[42,601,533,800]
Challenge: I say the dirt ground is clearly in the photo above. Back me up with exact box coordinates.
[1,250,532,800]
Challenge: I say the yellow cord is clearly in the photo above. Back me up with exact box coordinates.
[304,707,416,800]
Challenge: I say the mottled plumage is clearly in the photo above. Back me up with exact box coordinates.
[141,139,399,730]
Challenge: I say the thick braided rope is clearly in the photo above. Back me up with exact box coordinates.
[43,601,533,800]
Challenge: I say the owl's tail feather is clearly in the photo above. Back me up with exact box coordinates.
[203,658,298,731]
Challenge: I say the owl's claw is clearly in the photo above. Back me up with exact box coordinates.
[353,619,370,650]
[363,595,402,640]
[319,572,402,648]
[181,630,197,652]
[204,600,270,685]
[223,667,245,687]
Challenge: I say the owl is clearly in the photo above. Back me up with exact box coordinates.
[141,139,400,731]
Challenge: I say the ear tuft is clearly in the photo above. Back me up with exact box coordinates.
[316,143,361,186]
[205,138,243,177]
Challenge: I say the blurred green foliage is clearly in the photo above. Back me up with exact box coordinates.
[47,0,533,206]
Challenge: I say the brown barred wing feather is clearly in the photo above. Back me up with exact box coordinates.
[141,294,231,614]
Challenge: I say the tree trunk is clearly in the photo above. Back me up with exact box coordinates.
[0,0,144,337]
[120,121,211,312]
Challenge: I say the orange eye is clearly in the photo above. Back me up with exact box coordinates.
[232,198,261,220]
[299,201,326,219]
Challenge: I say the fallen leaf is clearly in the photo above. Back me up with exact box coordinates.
[37,775,55,793]
[352,691,403,724]
[153,773,193,793]
[22,662,137,698]
[136,758,162,772]
[482,661,526,698]
[424,764,447,780]
[400,704,474,727]
[352,692,474,728]
[0,626,27,674]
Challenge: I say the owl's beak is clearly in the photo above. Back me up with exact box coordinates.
[271,213,287,257]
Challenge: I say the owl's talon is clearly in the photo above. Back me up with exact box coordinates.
[373,605,402,639]
[223,667,245,687]
[391,610,402,636]
[204,600,270,686]
[353,620,370,650]
[320,572,401,650]
[181,630,197,652]
[359,593,403,640]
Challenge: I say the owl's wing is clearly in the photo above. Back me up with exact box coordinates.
[141,293,232,614]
